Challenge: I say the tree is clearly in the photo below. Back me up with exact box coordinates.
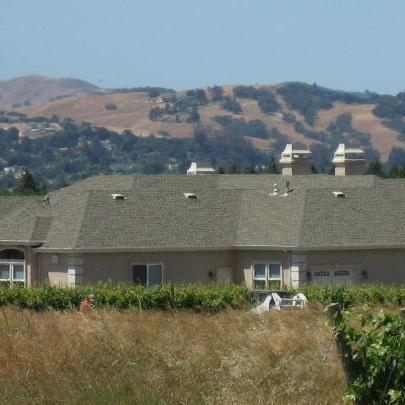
[257,92,280,115]
[186,89,208,104]
[233,86,259,99]
[388,165,405,178]
[388,147,405,168]
[243,163,256,174]
[210,86,224,101]
[14,169,42,195]
[187,106,200,123]
[264,156,280,174]
[227,164,240,174]
[221,96,242,114]
[105,103,117,111]
[149,107,162,121]
[367,160,385,177]
[147,88,160,98]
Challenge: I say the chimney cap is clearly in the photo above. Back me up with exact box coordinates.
[332,144,365,163]
[280,144,312,163]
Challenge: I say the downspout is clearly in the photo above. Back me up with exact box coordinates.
[24,245,29,287]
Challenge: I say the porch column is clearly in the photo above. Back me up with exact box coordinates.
[24,247,33,287]
[290,254,307,288]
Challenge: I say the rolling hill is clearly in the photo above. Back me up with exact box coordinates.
[0,75,102,110]
[1,75,404,160]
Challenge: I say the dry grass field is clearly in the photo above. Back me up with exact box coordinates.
[0,307,346,405]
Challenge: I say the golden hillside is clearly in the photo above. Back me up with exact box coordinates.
[19,84,405,160]
[0,75,100,110]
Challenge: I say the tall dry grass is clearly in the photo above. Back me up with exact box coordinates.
[0,307,346,404]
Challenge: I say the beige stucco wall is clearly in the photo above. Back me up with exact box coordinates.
[306,249,405,285]
[37,250,234,286]
[37,253,69,286]
[28,247,405,287]
[84,251,234,284]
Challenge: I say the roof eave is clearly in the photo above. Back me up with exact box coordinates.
[0,240,44,246]
[33,243,405,254]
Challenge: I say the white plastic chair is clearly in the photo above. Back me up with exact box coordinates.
[250,294,273,314]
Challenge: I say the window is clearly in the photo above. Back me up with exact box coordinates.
[13,264,25,281]
[253,262,282,289]
[132,264,163,286]
[335,270,350,276]
[0,249,24,260]
[0,264,10,280]
[0,249,25,286]
[253,263,266,289]
[269,263,281,280]
[314,271,330,277]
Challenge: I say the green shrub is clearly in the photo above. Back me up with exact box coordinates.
[334,309,405,404]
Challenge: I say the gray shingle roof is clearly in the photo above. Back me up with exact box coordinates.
[0,174,404,251]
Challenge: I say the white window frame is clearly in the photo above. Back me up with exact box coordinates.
[131,262,164,286]
[334,270,350,277]
[252,261,282,289]
[313,271,330,277]
[0,260,26,286]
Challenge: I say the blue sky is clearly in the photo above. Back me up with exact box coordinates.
[0,0,404,93]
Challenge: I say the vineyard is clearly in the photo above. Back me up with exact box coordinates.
[0,284,249,311]
[332,308,405,404]
[0,284,404,311]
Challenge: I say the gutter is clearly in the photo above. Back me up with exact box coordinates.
[33,243,405,254]
[0,240,44,247]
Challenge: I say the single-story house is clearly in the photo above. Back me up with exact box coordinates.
[1,144,405,288]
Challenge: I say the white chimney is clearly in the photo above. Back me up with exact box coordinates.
[187,161,216,175]
[279,144,312,175]
[332,144,367,176]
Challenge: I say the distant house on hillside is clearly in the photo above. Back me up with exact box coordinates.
[1,144,405,288]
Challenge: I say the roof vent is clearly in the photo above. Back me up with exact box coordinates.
[282,180,293,197]
[332,191,346,198]
[269,183,279,196]
[112,193,126,200]
[184,192,198,199]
